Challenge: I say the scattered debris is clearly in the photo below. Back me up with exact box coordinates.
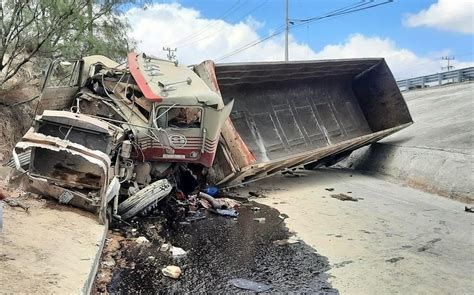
[418,238,442,252]
[273,236,301,246]
[186,212,206,222]
[251,206,260,212]
[211,208,239,217]
[228,278,272,292]
[330,193,359,202]
[325,188,334,192]
[249,191,267,198]
[333,260,353,268]
[386,257,404,263]
[135,236,150,244]
[464,206,474,213]
[359,230,373,234]
[171,246,187,257]
[160,243,171,252]
[279,213,289,220]
[102,259,116,267]
[202,186,219,196]
[4,198,29,212]
[253,217,266,223]
[197,192,241,217]
[162,265,182,279]
[282,170,304,178]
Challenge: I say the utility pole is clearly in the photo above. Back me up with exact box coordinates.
[441,56,455,71]
[285,0,289,62]
[163,47,177,61]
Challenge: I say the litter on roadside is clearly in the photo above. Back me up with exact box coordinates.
[171,246,187,257]
[273,236,301,246]
[160,243,171,252]
[3,198,29,212]
[249,191,267,198]
[135,236,150,244]
[330,193,359,202]
[162,265,182,279]
[253,217,266,223]
[228,278,272,292]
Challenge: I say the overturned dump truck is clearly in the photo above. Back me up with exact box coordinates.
[11,53,412,223]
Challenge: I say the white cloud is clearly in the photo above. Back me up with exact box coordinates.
[310,34,474,79]
[125,3,473,80]
[403,0,474,34]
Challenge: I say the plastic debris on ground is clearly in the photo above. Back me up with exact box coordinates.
[196,192,241,217]
[162,265,182,279]
[160,243,171,252]
[228,278,272,292]
[211,208,239,217]
[136,236,150,244]
[171,246,187,257]
[202,186,219,196]
[273,236,301,246]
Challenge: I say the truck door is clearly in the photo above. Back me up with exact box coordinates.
[39,59,82,112]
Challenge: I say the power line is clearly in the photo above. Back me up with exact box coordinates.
[168,0,245,48]
[215,0,393,62]
[215,25,286,62]
[177,0,269,49]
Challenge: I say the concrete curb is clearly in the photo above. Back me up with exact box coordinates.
[82,221,109,295]
[340,143,473,203]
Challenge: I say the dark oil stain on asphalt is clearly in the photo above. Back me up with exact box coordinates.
[108,202,338,294]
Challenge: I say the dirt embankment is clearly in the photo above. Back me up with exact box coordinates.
[0,85,40,163]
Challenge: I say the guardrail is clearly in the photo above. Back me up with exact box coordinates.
[397,67,474,91]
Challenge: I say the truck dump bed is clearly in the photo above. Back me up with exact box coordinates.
[211,58,413,185]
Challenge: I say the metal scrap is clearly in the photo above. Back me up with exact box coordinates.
[4,198,29,212]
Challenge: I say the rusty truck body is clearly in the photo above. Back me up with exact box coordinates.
[11,53,412,222]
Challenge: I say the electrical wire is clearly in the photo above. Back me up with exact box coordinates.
[169,0,247,48]
[215,0,393,62]
[177,0,270,49]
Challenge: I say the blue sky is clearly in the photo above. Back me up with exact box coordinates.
[125,0,474,79]
[164,0,472,57]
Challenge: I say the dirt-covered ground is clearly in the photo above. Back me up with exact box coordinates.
[0,84,39,163]
[0,168,106,294]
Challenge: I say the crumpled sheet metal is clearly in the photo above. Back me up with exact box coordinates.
[14,131,112,223]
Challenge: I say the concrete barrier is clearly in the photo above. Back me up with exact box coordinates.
[340,82,474,203]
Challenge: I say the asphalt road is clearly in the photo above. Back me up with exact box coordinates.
[240,169,474,294]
